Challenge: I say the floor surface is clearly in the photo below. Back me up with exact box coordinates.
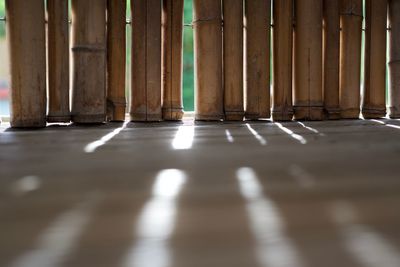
[1,119,400,267]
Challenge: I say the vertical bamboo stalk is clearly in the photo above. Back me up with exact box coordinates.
[389,0,400,118]
[47,0,70,123]
[71,0,107,123]
[162,0,185,121]
[223,0,244,121]
[244,0,271,120]
[323,0,341,119]
[362,0,387,119]
[272,0,293,121]
[131,0,147,121]
[107,0,127,122]
[6,0,46,128]
[339,0,363,119]
[294,0,323,120]
[193,0,223,121]
[131,0,162,122]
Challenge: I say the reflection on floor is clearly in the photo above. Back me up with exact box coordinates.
[1,119,400,267]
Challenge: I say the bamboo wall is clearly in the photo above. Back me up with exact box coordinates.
[245,0,271,120]
[223,0,244,121]
[272,0,293,121]
[339,0,363,119]
[363,0,387,119]
[131,0,162,122]
[6,0,47,127]
[71,0,107,123]
[294,0,323,120]
[389,0,400,118]
[5,0,396,127]
[323,0,340,119]
[193,0,223,121]
[107,0,127,122]
[162,0,185,121]
[47,0,70,123]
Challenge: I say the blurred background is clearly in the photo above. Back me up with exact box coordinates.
[0,1,9,116]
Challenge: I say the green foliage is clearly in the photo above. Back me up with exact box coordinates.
[0,0,5,38]
[182,0,194,111]
[0,1,4,15]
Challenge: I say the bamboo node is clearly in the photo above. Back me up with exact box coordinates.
[192,17,221,25]
[340,12,363,18]
[72,45,106,53]
[388,59,400,65]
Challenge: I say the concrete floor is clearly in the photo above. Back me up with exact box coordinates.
[1,119,400,267]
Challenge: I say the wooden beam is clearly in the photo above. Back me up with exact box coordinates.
[71,0,107,123]
[323,0,341,119]
[223,0,244,121]
[339,0,363,119]
[294,0,323,120]
[6,0,47,128]
[193,0,223,121]
[272,0,293,121]
[245,0,271,120]
[162,0,185,121]
[107,0,127,122]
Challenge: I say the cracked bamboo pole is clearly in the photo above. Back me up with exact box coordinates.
[294,0,323,120]
[362,0,387,119]
[107,0,126,122]
[389,0,400,118]
[47,0,70,123]
[6,0,47,128]
[323,0,341,119]
[162,0,185,121]
[272,0,293,121]
[339,0,363,119]
[131,0,162,121]
[193,0,223,121]
[223,0,244,121]
[71,0,107,123]
[245,0,271,120]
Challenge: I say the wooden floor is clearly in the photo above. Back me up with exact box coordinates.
[1,119,400,267]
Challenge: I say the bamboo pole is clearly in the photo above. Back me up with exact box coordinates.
[272,0,293,121]
[339,0,363,119]
[6,0,47,128]
[323,0,341,119]
[71,0,107,123]
[193,0,223,121]
[294,0,323,120]
[244,0,271,120]
[47,0,70,123]
[162,0,185,121]
[107,0,127,122]
[362,0,387,119]
[389,0,400,118]
[223,0,244,121]
[131,0,162,122]
[131,0,147,121]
